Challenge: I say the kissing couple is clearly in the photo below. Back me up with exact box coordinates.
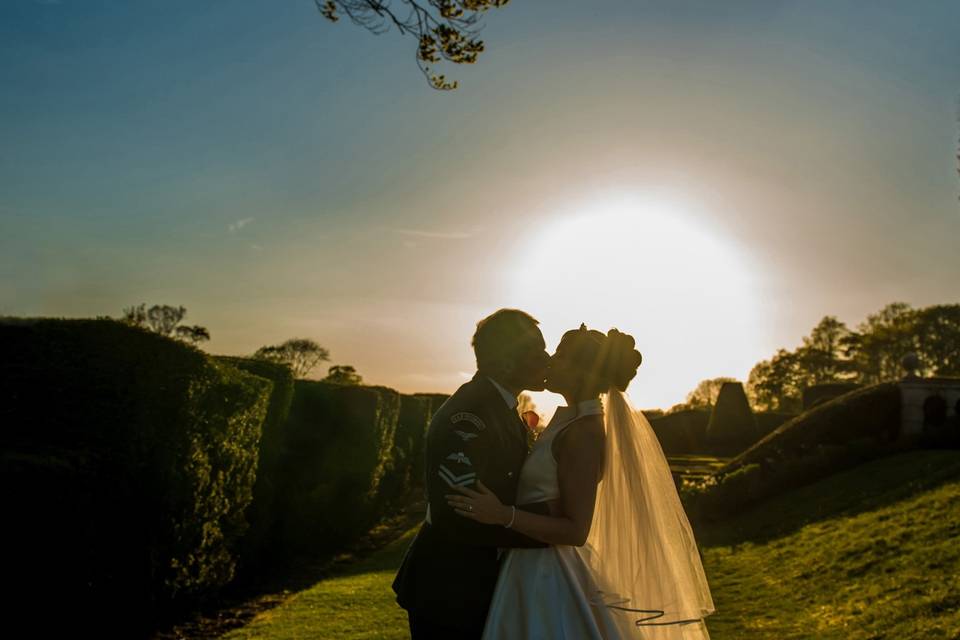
[392,309,716,639]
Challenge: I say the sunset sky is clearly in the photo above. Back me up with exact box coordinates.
[2,1,959,414]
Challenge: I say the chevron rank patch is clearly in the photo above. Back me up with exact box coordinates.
[446,452,472,466]
[451,411,486,431]
[438,464,477,488]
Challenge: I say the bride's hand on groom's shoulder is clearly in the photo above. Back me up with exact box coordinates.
[446,480,512,526]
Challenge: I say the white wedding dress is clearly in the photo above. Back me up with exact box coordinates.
[481,395,713,640]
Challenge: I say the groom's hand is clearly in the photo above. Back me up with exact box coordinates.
[445,480,512,526]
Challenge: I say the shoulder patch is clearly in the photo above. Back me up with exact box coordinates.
[451,411,486,431]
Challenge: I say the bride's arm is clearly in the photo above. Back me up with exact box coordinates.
[446,416,605,546]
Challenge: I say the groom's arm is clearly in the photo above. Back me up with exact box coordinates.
[425,415,547,548]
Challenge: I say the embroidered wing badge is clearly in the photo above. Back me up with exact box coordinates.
[446,452,472,466]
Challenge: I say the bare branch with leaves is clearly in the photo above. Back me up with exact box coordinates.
[316,0,510,90]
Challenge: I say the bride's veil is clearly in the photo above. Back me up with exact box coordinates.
[579,386,716,634]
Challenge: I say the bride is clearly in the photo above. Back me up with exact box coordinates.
[445,325,716,639]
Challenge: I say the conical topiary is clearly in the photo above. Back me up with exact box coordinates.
[705,381,760,455]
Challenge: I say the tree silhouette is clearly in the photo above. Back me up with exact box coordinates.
[252,338,330,379]
[324,364,364,385]
[120,303,211,345]
[316,0,510,90]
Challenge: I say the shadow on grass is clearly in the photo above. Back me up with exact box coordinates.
[696,449,960,548]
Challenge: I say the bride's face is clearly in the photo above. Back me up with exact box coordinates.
[544,339,581,396]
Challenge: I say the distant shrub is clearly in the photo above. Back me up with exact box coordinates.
[650,409,710,454]
[704,382,761,455]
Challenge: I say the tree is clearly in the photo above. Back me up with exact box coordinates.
[316,0,511,90]
[844,302,920,384]
[910,304,960,377]
[684,377,739,410]
[746,348,805,413]
[252,338,330,378]
[795,315,855,385]
[120,303,210,345]
[324,364,364,385]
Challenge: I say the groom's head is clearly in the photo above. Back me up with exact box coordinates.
[472,308,549,393]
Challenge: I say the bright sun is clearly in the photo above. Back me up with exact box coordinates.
[502,191,769,417]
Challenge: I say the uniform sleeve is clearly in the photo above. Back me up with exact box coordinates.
[426,410,546,548]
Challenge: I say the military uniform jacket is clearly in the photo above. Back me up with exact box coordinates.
[391,373,548,631]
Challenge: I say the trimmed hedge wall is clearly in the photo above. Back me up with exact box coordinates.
[802,382,861,410]
[685,382,904,521]
[212,355,295,576]
[724,382,902,473]
[1,316,446,633]
[755,411,796,438]
[274,381,401,558]
[1,317,272,633]
[380,394,434,503]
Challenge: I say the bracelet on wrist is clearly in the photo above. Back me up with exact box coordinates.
[504,505,517,529]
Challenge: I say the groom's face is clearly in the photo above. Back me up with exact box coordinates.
[507,327,550,392]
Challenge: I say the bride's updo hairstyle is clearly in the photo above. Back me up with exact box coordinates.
[559,324,643,396]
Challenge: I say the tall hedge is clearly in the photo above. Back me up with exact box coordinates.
[212,355,295,576]
[274,381,400,558]
[1,317,271,633]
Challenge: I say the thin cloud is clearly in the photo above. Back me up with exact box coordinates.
[228,217,255,233]
[391,228,474,240]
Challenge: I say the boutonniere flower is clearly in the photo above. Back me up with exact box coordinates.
[521,410,540,431]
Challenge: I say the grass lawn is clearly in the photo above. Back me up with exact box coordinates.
[222,449,960,639]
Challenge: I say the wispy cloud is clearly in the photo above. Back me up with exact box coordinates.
[390,227,474,240]
[228,217,255,233]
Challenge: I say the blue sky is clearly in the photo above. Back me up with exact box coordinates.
[2,0,958,410]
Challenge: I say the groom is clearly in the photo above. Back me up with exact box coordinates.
[392,308,552,639]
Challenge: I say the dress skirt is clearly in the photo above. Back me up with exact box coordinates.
[481,546,711,640]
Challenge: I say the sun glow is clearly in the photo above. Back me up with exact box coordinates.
[503,191,768,417]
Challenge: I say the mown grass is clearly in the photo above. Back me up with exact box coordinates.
[220,526,417,640]
[223,450,960,639]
